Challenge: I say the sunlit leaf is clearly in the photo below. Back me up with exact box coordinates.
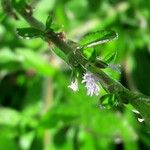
[80,30,118,49]
[0,48,18,64]
[0,108,21,127]
[83,47,94,59]
[20,131,35,150]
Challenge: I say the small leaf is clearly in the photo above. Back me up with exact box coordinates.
[45,14,53,30]
[104,51,118,64]
[89,48,97,60]
[80,30,118,49]
[16,27,44,39]
[99,94,117,109]
[83,47,95,59]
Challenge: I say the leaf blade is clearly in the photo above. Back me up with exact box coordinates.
[104,51,118,64]
[45,14,53,30]
[80,30,118,48]
[16,27,44,39]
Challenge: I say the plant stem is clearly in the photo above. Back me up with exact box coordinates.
[10,4,150,127]
[18,10,45,30]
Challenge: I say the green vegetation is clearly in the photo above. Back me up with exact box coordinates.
[0,0,150,150]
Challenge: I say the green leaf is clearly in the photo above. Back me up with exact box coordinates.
[83,47,94,59]
[45,14,53,30]
[130,94,150,128]
[20,131,35,150]
[0,48,18,64]
[0,108,21,127]
[0,136,19,150]
[40,104,79,128]
[104,51,118,64]
[99,94,117,109]
[52,47,67,62]
[16,28,44,39]
[80,30,118,49]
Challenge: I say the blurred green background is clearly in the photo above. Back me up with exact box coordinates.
[0,0,150,150]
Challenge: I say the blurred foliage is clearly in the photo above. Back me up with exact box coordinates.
[0,0,150,150]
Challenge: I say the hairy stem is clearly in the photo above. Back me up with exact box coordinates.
[4,2,150,127]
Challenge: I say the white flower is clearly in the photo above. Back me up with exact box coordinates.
[68,79,78,92]
[82,72,100,96]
